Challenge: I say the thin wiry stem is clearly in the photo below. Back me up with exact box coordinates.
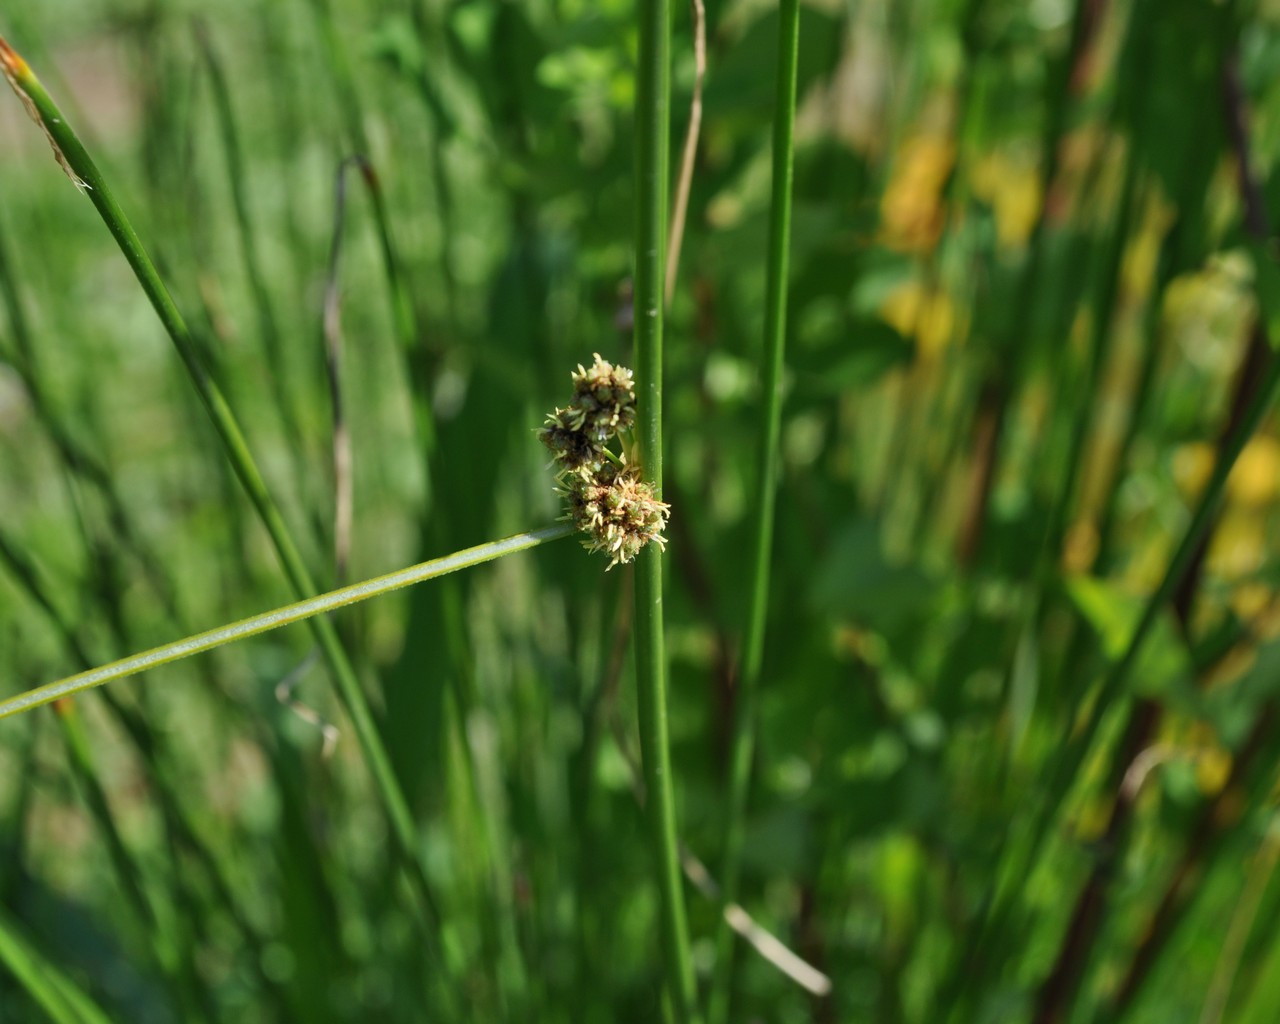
[1,29,409,862]
[273,155,368,756]
[324,156,364,588]
[709,2,801,1020]
[306,0,419,355]
[665,0,706,307]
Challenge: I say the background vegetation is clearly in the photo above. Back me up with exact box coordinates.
[2,0,1280,1021]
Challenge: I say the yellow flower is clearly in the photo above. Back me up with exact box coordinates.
[879,135,954,254]
[969,151,1042,249]
[1206,512,1267,581]
[1228,436,1280,507]
[1173,435,1280,508]
[1172,442,1216,500]
[1196,745,1233,796]
[880,281,957,360]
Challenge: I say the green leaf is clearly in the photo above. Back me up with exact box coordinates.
[1247,238,1280,351]
[1064,574,1194,699]
[793,319,914,394]
[811,518,939,640]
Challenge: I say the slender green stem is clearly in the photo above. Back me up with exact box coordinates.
[0,526,572,721]
[709,2,800,1021]
[634,1,700,1020]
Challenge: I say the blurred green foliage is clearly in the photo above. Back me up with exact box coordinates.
[3,0,1280,1021]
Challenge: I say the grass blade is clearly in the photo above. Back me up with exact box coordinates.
[0,525,572,721]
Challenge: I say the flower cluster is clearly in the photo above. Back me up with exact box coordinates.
[538,354,669,569]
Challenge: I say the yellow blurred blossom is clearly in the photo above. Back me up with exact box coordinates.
[1174,435,1280,507]
[1207,512,1267,581]
[1230,581,1274,622]
[1172,441,1216,499]
[880,280,957,359]
[1240,589,1280,641]
[1202,644,1256,690]
[1228,436,1280,506]
[880,135,955,253]
[1151,722,1232,796]
[1062,519,1099,574]
[1120,195,1176,302]
[1196,746,1233,796]
[1162,255,1256,375]
[969,151,1042,249]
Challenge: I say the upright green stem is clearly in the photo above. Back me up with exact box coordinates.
[634,2,699,1021]
[709,2,800,1021]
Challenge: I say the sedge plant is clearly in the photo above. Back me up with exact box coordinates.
[0,37,461,963]
[12,3,1277,1021]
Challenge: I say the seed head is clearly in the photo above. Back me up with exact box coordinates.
[540,355,667,569]
[560,462,670,569]
[538,407,603,477]
[570,353,636,441]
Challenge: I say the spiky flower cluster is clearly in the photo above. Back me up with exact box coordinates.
[538,354,669,569]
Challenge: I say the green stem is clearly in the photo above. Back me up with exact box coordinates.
[0,526,572,721]
[633,1,700,1021]
[709,2,800,1021]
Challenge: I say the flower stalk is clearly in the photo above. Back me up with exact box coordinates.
[633,0,701,1016]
